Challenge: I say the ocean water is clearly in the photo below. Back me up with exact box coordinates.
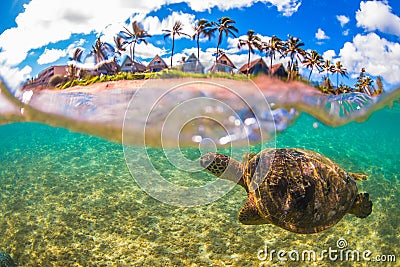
[0,82,399,266]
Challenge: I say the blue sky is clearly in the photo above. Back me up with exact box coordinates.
[0,0,399,90]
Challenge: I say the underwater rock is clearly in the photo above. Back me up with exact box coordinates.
[0,252,16,267]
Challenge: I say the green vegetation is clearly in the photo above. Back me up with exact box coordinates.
[156,69,248,80]
[59,72,158,89]
[58,69,248,89]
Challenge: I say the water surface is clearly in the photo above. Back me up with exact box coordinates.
[0,80,399,266]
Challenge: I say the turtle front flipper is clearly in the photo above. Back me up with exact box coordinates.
[348,193,372,218]
[239,194,269,225]
[349,172,368,181]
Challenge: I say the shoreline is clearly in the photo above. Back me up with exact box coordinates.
[34,76,322,96]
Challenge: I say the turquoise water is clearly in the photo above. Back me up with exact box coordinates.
[0,104,399,265]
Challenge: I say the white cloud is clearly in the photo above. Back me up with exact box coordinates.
[0,0,142,67]
[322,50,336,61]
[228,36,243,49]
[0,65,32,92]
[338,33,400,84]
[138,11,196,37]
[123,42,167,60]
[227,34,271,50]
[37,48,67,65]
[356,1,400,37]
[179,0,301,16]
[336,15,350,27]
[315,28,329,40]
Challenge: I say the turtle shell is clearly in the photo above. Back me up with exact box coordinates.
[244,148,358,234]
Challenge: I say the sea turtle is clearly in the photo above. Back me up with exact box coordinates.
[200,148,372,234]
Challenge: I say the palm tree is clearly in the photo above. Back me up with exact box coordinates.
[68,47,85,79]
[163,21,190,68]
[263,35,284,76]
[374,76,384,95]
[355,68,373,95]
[208,17,239,61]
[238,30,262,76]
[332,61,348,88]
[302,50,323,81]
[282,36,306,80]
[319,60,334,92]
[361,76,374,96]
[322,76,334,94]
[117,21,151,72]
[337,84,352,94]
[192,19,212,61]
[91,37,118,74]
[321,60,334,78]
[114,35,125,55]
[70,47,84,63]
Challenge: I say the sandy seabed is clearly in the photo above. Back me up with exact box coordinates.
[0,122,398,267]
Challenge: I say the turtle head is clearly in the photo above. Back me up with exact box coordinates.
[200,152,231,177]
[200,152,245,189]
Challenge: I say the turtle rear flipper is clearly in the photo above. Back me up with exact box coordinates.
[348,193,372,218]
[239,194,268,225]
[349,172,368,181]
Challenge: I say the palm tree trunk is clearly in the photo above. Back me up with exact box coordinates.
[247,50,251,77]
[308,67,313,81]
[365,86,372,96]
[130,45,133,65]
[197,35,200,62]
[132,42,136,62]
[171,34,175,68]
[216,32,222,61]
[270,56,273,77]
[336,73,339,88]
[132,42,136,73]
[287,57,294,81]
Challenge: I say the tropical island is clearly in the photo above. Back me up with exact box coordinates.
[23,17,384,96]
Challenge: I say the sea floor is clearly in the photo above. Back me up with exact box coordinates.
[0,107,399,266]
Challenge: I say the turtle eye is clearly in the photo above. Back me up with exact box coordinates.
[200,152,215,168]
